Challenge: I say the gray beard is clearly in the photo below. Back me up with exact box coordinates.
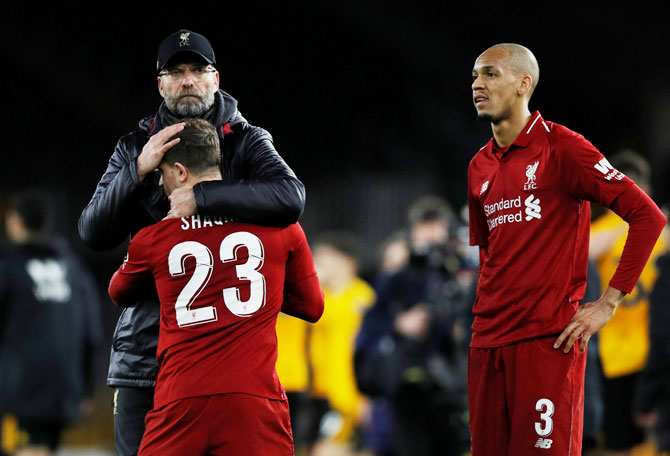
[165,90,216,117]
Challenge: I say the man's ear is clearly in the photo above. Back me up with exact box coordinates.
[175,162,189,183]
[518,74,532,97]
[5,210,26,242]
[158,76,164,97]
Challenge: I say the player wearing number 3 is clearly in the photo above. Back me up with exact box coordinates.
[108,119,324,455]
[467,44,666,455]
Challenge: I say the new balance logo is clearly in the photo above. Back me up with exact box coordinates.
[535,438,553,449]
[480,180,489,195]
[524,194,541,221]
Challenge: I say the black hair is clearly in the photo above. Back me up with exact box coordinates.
[9,189,54,235]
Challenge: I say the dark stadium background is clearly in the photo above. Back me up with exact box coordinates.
[1,2,666,450]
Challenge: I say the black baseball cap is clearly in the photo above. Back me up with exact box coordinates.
[157,29,216,73]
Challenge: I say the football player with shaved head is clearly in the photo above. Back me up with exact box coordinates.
[467,43,666,455]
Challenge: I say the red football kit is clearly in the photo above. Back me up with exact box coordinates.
[108,217,324,456]
[467,112,665,455]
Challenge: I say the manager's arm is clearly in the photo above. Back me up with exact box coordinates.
[78,124,183,250]
[193,126,305,227]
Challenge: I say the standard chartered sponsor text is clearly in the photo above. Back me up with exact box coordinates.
[485,195,541,230]
[484,196,522,216]
[487,211,524,229]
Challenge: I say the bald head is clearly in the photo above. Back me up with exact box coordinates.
[481,43,540,97]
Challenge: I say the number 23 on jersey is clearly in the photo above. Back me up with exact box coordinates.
[168,231,266,327]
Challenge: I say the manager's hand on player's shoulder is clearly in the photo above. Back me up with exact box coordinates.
[554,286,624,354]
[137,123,185,181]
[165,186,197,219]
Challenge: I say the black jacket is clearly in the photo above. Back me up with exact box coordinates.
[635,252,670,415]
[78,90,305,387]
[355,247,469,407]
[0,239,102,421]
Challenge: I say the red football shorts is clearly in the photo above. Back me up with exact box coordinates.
[468,337,587,455]
[138,393,293,456]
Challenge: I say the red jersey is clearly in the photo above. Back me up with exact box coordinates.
[468,112,664,348]
[108,216,324,409]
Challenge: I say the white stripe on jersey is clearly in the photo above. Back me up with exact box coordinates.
[526,112,542,134]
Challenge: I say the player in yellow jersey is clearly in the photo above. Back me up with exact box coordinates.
[590,150,668,456]
[275,305,311,453]
[309,232,375,454]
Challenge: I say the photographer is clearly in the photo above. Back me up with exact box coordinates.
[355,196,470,456]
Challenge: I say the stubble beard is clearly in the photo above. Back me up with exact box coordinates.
[477,113,494,123]
[165,87,216,117]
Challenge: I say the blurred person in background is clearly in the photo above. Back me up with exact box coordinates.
[582,259,605,456]
[0,190,102,456]
[78,28,305,455]
[355,195,471,456]
[635,212,670,456]
[372,231,409,296]
[589,150,668,456]
[305,231,375,455]
[354,231,410,456]
[275,238,354,456]
[275,296,313,455]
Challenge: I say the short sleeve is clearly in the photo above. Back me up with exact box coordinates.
[557,130,633,207]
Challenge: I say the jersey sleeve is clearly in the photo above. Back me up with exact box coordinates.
[108,227,156,307]
[556,131,633,206]
[282,223,324,323]
[606,185,666,293]
[468,164,489,247]
[555,129,666,293]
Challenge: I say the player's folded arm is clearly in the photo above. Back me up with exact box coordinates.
[108,270,157,307]
[607,184,667,293]
[107,227,156,307]
[281,274,324,323]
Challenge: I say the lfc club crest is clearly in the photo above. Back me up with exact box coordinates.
[524,161,539,190]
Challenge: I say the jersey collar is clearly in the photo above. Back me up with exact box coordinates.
[490,111,546,155]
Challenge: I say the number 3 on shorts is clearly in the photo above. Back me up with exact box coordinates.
[534,398,554,437]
